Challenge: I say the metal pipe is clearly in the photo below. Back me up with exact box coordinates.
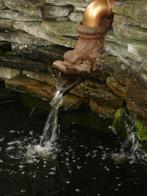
[83,0,117,28]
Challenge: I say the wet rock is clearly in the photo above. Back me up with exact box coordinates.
[106,77,126,100]
[12,43,66,63]
[3,0,42,18]
[113,0,147,28]
[0,10,41,21]
[5,77,55,99]
[127,43,147,64]
[87,81,123,107]
[42,4,73,19]
[0,31,52,46]
[21,70,123,116]
[0,1,6,9]
[5,77,83,109]
[106,76,147,119]
[44,0,87,8]
[0,19,13,30]
[41,21,77,37]
[22,71,57,87]
[0,67,20,80]
[13,22,76,48]
[70,79,123,116]
[88,81,123,116]
[0,55,47,72]
[126,79,147,119]
[90,99,116,116]
[113,15,147,42]
[69,11,83,23]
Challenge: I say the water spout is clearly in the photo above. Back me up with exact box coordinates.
[53,0,118,75]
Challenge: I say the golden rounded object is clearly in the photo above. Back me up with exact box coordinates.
[83,0,117,28]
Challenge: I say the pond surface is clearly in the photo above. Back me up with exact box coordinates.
[0,87,147,196]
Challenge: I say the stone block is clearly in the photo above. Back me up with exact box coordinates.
[22,71,57,87]
[42,4,72,19]
[12,43,66,63]
[0,55,47,72]
[113,15,147,42]
[113,0,147,28]
[0,31,51,46]
[3,0,42,18]
[106,77,127,100]
[127,43,147,64]
[41,20,77,37]
[89,99,116,116]
[0,19,13,30]
[0,1,6,9]
[0,10,41,21]
[44,0,87,8]
[5,77,83,109]
[13,21,76,47]
[69,11,83,23]
[0,67,20,80]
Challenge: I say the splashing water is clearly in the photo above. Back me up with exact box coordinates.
[26,76,84,160]
[26,89,64,160]
[112,132,139,164]
[25,89,64,161]
[39,76,84,147]
[111,112,147,164]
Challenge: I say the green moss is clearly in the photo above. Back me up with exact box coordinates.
[0,50,16,57]
[134,120,147,151]
[113,107,147,150]
[112,108,128,141]
[135,120,147,142]
[113,108,125,123]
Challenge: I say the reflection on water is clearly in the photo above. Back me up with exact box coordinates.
[0,90,147,196]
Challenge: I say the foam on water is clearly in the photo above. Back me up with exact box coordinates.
[23,88,64,162]
[24,76,85,160]
[111,128,147,164]
[25,142,58,163]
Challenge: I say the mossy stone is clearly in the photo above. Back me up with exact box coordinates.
[112,108,128,141]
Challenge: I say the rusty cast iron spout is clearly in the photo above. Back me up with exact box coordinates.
[83,0,117,28]
[53,0,118,75]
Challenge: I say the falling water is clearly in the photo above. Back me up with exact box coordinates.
[112,111,147,163]
[25,76,84,160]
[112,131,140,164]
[40,76,84,147]
[25,88,64,160]
[40,89,63,147]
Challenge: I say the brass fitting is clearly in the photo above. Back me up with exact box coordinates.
[83,0,117,28]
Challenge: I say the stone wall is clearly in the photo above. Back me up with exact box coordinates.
[0,0,147,121]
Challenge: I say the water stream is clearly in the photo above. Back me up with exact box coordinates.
[26,76,84,159]
[40,89,63,147]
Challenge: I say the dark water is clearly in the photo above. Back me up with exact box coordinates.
[0,88,147,196]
